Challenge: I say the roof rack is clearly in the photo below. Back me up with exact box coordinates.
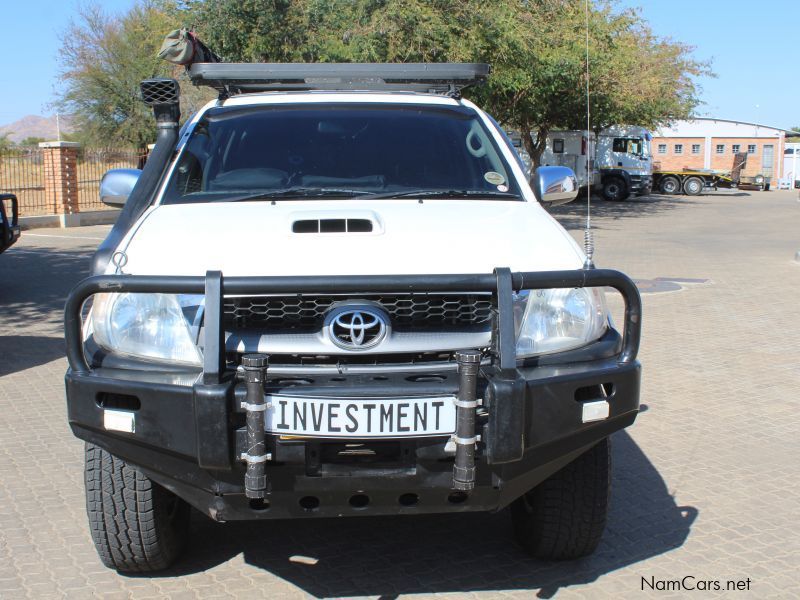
[188,62,490,96]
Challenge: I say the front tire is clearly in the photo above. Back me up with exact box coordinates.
[602,177,629,201]
[85,443,190,572]
[511,438,610,560]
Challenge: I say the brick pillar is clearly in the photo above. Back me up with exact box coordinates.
[39,141,80,224]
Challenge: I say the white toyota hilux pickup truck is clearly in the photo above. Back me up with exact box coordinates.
[64,63,642,572]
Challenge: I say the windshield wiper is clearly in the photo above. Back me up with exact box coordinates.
[218,187,377,202]
[365,189,520,200]
[211,187,520,202]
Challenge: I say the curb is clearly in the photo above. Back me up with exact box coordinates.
[19,210,120,230]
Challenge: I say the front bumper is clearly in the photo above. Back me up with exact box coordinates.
[67,359,639,519]
[64,268,642,520]
[629,174,653,195]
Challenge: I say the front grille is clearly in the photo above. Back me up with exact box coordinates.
[231,350,455,368]
[224,294,493,332]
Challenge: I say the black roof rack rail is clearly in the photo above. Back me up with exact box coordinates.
[188,62,490,96]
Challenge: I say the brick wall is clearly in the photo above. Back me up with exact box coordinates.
[708,138,778,176]
[652,137,705,171]
[40,141,80,214]
[652,136,784,178]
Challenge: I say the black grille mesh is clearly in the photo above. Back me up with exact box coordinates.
[140,79,180,105]
[224,295,493,331]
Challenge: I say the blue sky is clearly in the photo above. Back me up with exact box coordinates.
[0,0,136,125]
[1,1,798,129]
[617,0,799,130]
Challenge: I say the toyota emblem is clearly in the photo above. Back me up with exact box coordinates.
[326,305,389,350]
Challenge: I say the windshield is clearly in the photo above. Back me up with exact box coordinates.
[612,137,648,158]
[161,103,522,203]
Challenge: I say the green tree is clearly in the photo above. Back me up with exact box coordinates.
[0,133,13,152]
[57,2,171,148]
[56,1,214,149]
[192,0,708,171]
[466,1,710,167]
[18,136,46,147]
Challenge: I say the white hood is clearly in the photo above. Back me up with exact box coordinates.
[117,199,584,276]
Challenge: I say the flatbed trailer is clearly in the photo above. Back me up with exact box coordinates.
[652,170,736,196]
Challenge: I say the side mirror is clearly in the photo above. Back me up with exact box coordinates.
[532,166,579,207]
[99,168,142,207]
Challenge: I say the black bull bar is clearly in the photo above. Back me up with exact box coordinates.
[64,268,641,494]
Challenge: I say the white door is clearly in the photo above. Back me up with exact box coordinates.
[762,145,774,178]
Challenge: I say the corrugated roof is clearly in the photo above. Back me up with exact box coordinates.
[688,117,798,135]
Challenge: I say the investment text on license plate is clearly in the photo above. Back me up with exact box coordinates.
[264,395,456,438]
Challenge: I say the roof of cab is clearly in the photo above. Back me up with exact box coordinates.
[220,90,464,108]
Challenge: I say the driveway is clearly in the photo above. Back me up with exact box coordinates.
[0,190,798,598]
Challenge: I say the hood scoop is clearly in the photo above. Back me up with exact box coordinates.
[292,218,374,234]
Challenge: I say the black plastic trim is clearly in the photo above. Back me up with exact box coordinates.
[0,194,20,254]
[493,267,516,372]
[600,168,632,188]
[189,62,490,95]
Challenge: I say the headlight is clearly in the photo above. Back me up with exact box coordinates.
[90,293,204,366]
[514,287,608,357]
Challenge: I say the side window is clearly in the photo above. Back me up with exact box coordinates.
[748,145,757,154]
[691,144,701,154]
[483,113,527,173]
[171,122,210,194]
[612,138,627,152]
[716,144,726,154]
[732,144,741,154]
[465,121,511,187]
[658,144,667,154]
[552,139,565,153]
[674,144,683,155]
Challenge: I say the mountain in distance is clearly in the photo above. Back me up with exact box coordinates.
[0,114,74,143]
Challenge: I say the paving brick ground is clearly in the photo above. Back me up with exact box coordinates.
[0,189,798,599]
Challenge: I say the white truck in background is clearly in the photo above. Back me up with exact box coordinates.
[783,142,800,189]
[539,125,653,201]
[596,125,653,199]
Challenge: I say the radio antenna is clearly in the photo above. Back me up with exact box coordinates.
[583,0,595,269]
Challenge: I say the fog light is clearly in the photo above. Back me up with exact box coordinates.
[103,409,135,433]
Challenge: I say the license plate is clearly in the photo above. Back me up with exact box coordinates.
[264,394,456,439]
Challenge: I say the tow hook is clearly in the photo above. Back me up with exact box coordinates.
[453,349,481,491]
[241,354,270,499]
